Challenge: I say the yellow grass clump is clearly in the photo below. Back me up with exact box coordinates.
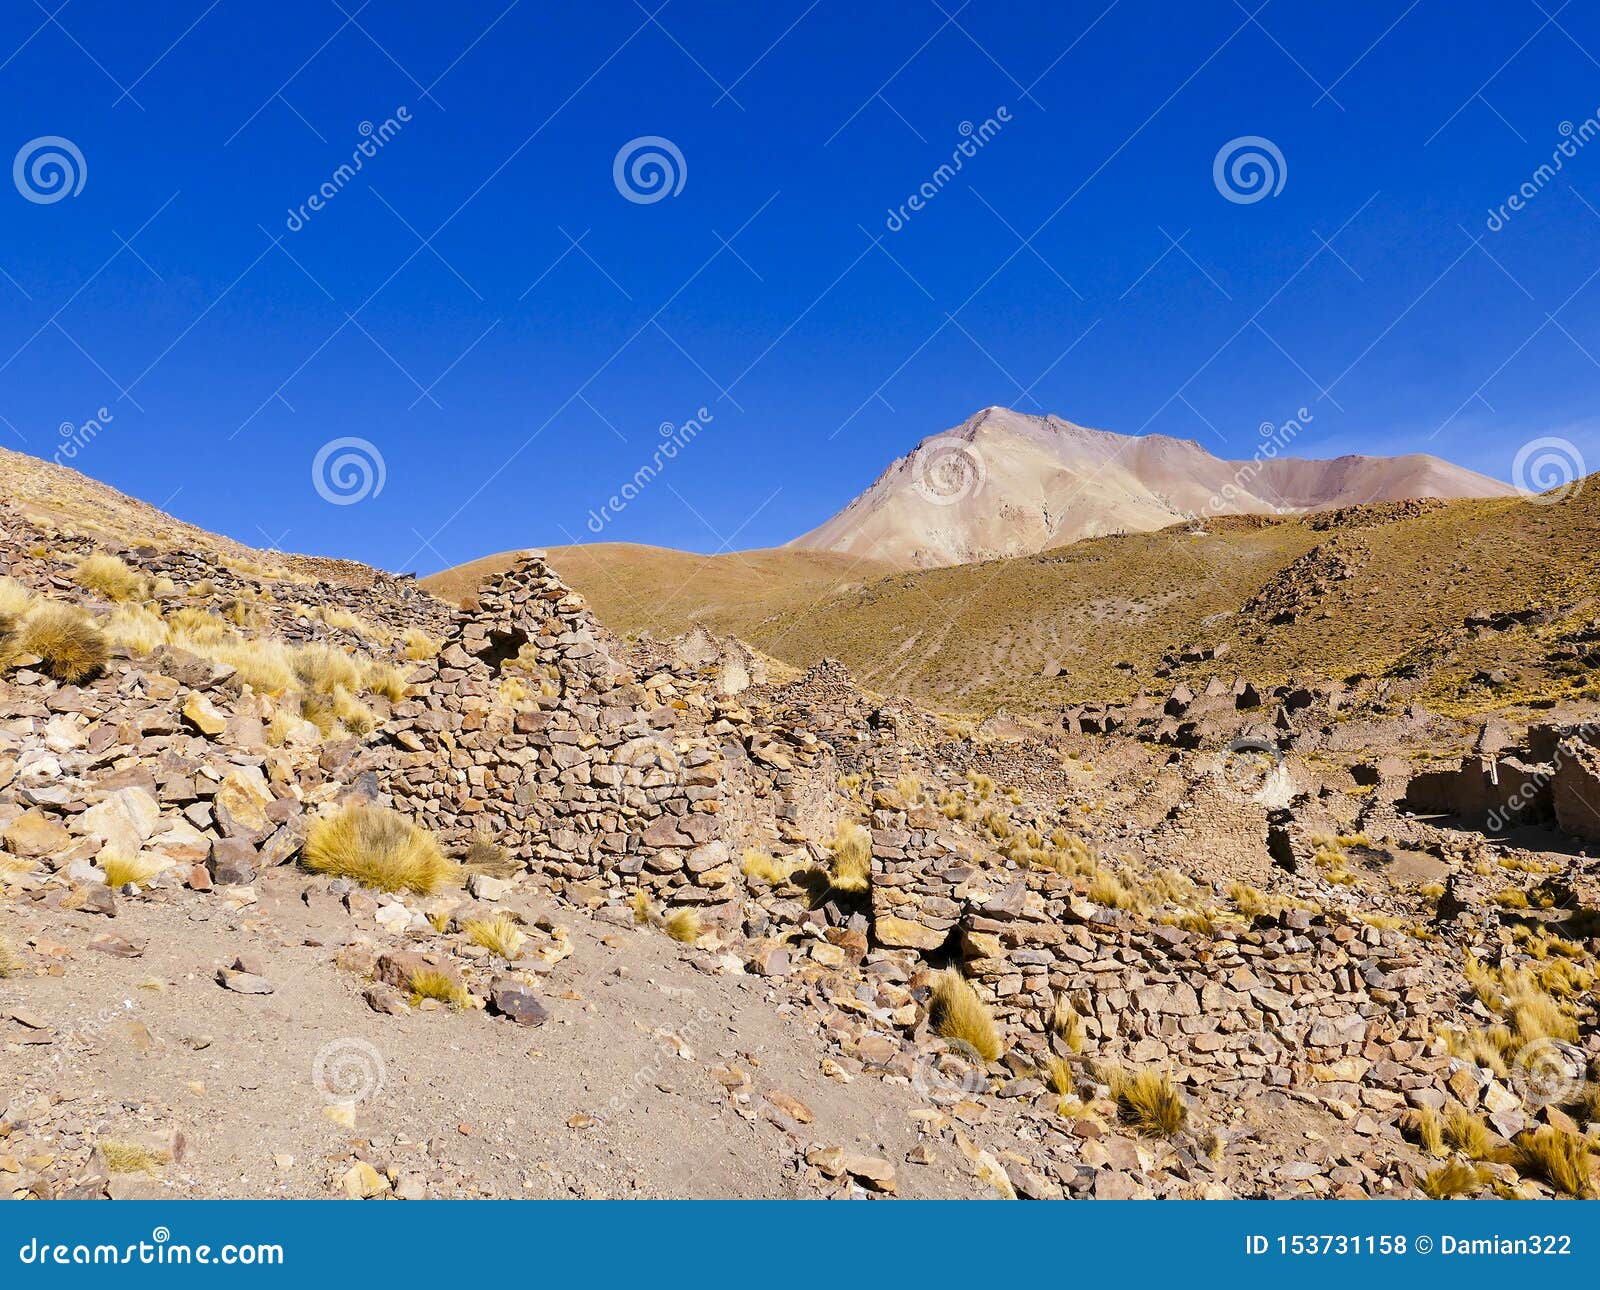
[827,821,872,893]
[1110,1067,1187,1137]
[0,576,37,620]
[303,802,457,894]
[1515,1126,1596,1198]
[1442,1105,1498,1160]
[98,1141,170,1175]
[1420,1160,1490,1199]
[20,603,108,684]
[0,933,22,977]
[632,890,655,925]
[74,553,145,602]
[100,853,165,888]
[464,912,526,960]
[1052,994,1086,1053]
[664,907,702,943]
[740,848,793,885]
[103,603,168,654]
[1402,1106,1446,1157]
[409,966,471,1009]
[403,628,439,660]
[928,969,1003,1062]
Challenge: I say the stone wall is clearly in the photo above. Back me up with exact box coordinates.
[367,553,730,901]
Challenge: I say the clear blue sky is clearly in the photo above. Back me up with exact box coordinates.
[2,0,1598,573]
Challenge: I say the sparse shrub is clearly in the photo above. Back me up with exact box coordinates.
[20,603,108,683]
[98,1141,170,1175]
[664,908,701,943]
[463,912,525,959]
[1443,1105,1497,1160]
[103,603,168,654]
[73,553,144,602]
[332,687,377,735]
[1401,1106,1446,1157]
[409,966,471,1009]
[1052,994,1085,1053]
[366,663,409,702]
[0,576,36,620]
[293,642,361,695]
[894,773,924,805]
[403,628,439,660]
[100,854,164,888]
[928,969,1003,1062]
[1515,1125,1595,1198]
[210,638,295,694]
[1420,1160,1489,1199]
[827,821,872,892]
[740,848,792,885]
[1087,869,1136,910]
[303,802,457,894]
[1110,1067,1186,1137]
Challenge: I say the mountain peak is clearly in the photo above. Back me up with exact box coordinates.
[790,410,1515,569]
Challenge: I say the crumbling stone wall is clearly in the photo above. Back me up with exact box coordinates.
[369,553,728,899]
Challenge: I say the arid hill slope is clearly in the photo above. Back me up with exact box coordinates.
[436,488,1600,718]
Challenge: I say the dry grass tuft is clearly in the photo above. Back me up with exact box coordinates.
[463,912,526,960]
[1420,1160,1490,1199]
[98,1141,170,1175]
[664,907,702,943]
[20,603,108,683]
[1042,1054,1074,1097]
[631,890,655,925]
[74,553,145,602]
[403,628,440,660]
[1443,1105,1498,1160]
[928,969,1003,1062]
[408,967,471,1009]
[827,821,872,892]
[100,853,165,888]
[740,848,793,885]
[366,663,409,702]
[0,576,35,620]
[303,802,457,895]
[0,933,22,978]
[1515,1125,1596,1198]
[1402,1106,1446,1157]
[1110,1067,1187,1137]
[1051,994,1086,1053]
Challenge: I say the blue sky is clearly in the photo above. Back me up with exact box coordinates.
[1,0,1598,572]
